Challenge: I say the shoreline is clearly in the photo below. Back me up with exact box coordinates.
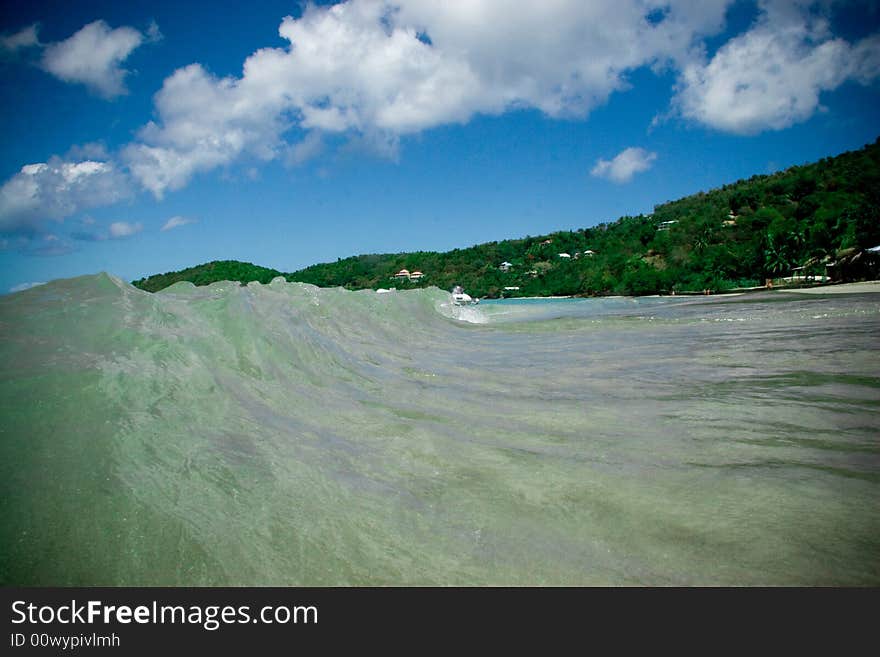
[486,279,880,301]
[782,280,880,294]
[491,295,575,300]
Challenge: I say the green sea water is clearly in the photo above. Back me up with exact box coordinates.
[1,274,878,585]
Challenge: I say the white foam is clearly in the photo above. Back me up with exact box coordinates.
[436,300,489,324]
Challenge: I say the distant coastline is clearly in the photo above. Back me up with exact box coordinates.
[487,279,880,301]
[784,280,880,294]
[131,138,880,296]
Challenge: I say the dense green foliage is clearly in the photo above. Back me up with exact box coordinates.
[132,260,283,293]
[134,139,880,296]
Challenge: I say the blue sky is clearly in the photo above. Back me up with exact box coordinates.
[1,0,879,292]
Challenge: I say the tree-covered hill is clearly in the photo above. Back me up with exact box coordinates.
[133,138,880,296]
[132,260,283,293]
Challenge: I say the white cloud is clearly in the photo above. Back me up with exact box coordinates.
[122,60,288,196]
[1,24,40,52]
[847,33,880,85]
[20,234,77,257]
[124,0,732,196]
[9,281,46,293]
[591,147,657,183]
[392,0,729,116]
[146,20,163,44]
[41,20,147,98]
[674,0,880,134]
[6,0,878,213]
[65,142,113,161]
[0,157,132,236]
[285,132,325,167]
[108,221,143,239]
[161,215,197,231]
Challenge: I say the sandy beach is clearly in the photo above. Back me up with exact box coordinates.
[785,281,880,294]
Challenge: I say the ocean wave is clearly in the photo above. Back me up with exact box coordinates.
[1,273,878,585]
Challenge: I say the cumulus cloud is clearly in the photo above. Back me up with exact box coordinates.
[674,0,880,134]
[1,24,40,52]
[161,215,197,231]
[0,157,132,236]
[20,234,77,257]
[6,0,878,215]
[145,20,163,44]
[9,281,46,293]
[591,147,657,183]
[41,20,148,98]
[122,59,291,196]
[285,132,325,168]
[108,221,143,239]
[65,142,113,161]
[70,218,142,241]
[124,0,731,196]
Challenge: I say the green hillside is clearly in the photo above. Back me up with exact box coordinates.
[133,138,880,296]
[132,260,283,293]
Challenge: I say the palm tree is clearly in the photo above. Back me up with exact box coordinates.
[764,232,792,276]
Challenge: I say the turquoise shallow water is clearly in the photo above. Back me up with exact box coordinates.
[1,274,878,585]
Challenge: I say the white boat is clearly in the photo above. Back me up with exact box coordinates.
[451,285,479,306]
